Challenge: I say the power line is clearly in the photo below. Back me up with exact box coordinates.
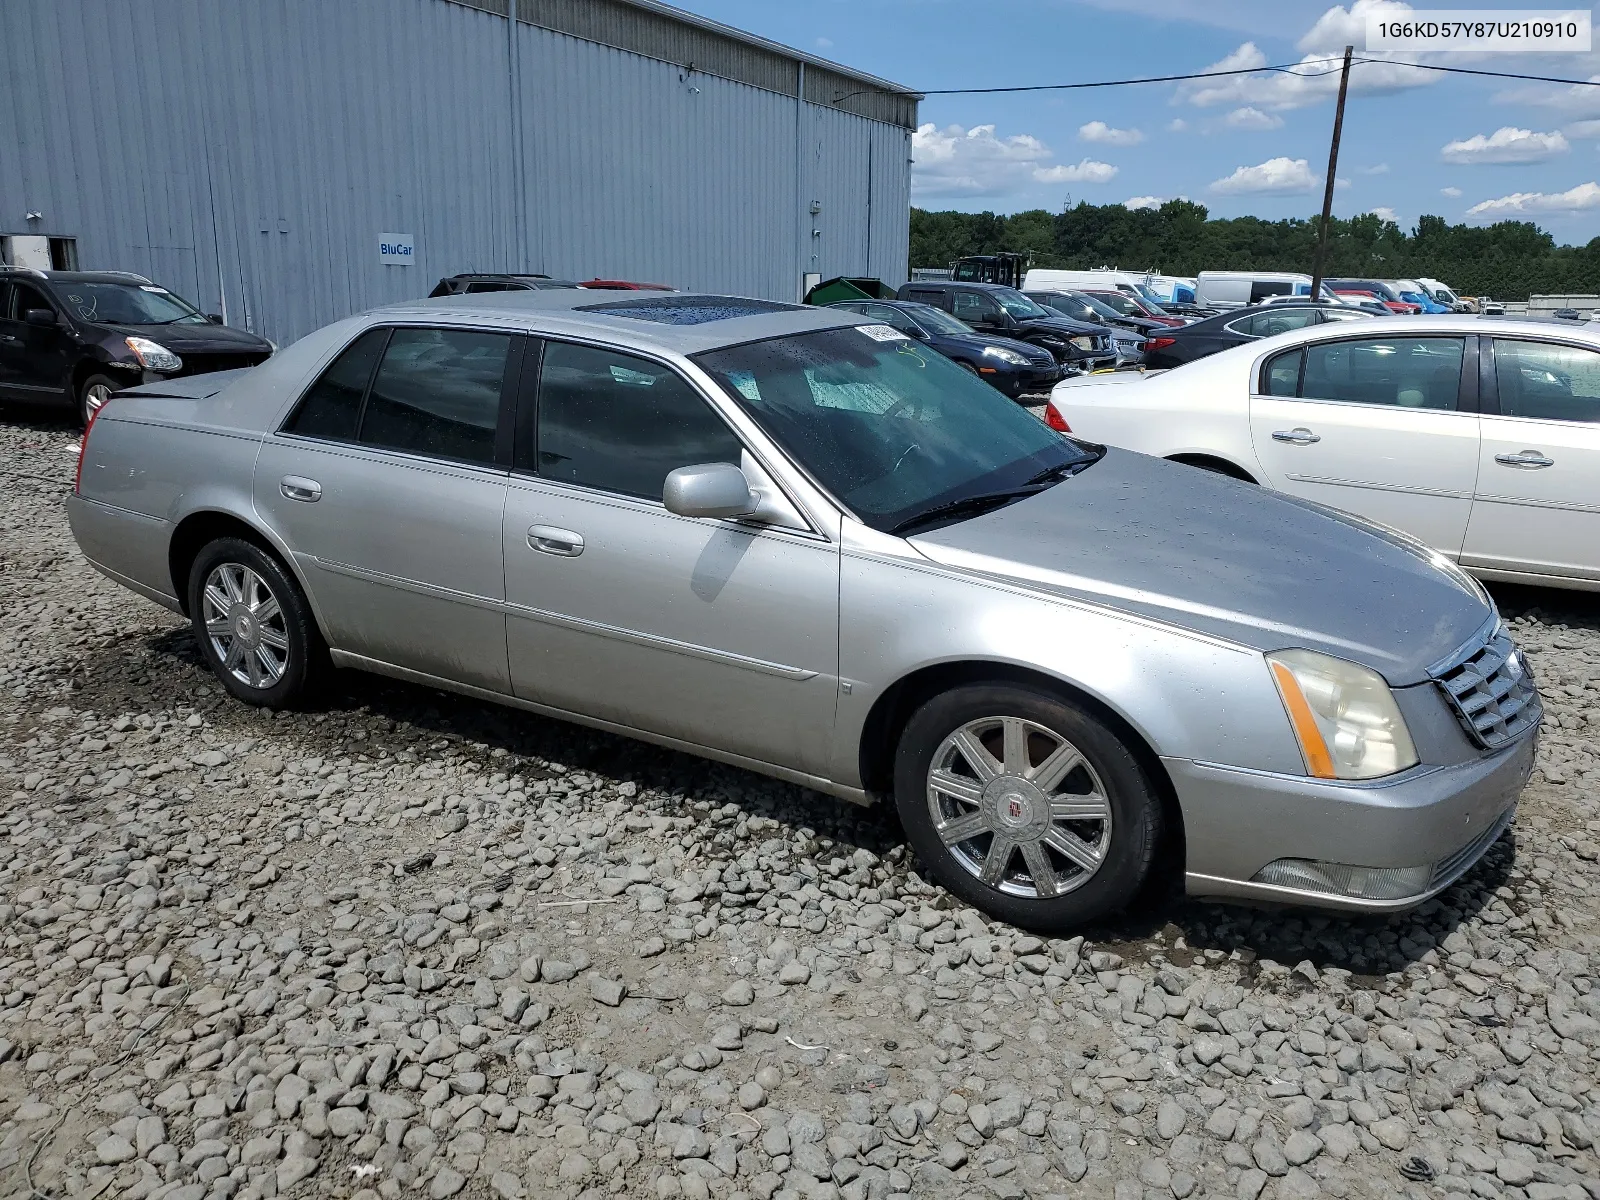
[833,52,1600,105]
[1354,57,1600,87]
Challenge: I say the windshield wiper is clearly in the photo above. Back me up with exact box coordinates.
[889,488,1044,536]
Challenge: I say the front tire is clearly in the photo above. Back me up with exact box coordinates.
[78,374,120,428]
[187,537,325,708]
[893,684,1162,933]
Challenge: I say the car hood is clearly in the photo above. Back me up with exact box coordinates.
[907,448,1491,685]
[1014,315,1104,338]
[103,322,273,353]
[938,331,1054,362]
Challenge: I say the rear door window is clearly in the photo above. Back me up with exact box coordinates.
[1300,337,1465,410]
[1493,339,1600,424]
[282,328,390,441]
[359,328,514,464]
[1262,348,1302,396]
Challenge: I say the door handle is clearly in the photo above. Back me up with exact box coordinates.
[280,476,322,502]
[1271,427,1321,445]
[1494,450,1553,469]
[527,525,584,557]
[0,335,17,343]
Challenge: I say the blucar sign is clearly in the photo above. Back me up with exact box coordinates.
[378,234,415,264]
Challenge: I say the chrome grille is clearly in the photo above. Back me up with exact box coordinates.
[1429,804,1516,890]
[1431,628,1542,750]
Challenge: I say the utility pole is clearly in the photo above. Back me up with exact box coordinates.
[1309,45,1354,302]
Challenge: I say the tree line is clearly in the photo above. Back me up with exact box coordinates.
[909,201,1600,300]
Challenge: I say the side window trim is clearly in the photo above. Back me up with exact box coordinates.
[1255,346,1304,396]
[1478,335,1500,416]
[1458,335,1480,414]
[1225,316,1254,338]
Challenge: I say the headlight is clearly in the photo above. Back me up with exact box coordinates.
[125,337,182,373]
[982,346,1029,366]
[1070,336,1096,351]
[1266,649,1418,780]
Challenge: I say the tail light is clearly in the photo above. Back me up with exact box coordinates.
[75,396,110,494]
[1045,404,1072,433]
[1147,337,1176,351]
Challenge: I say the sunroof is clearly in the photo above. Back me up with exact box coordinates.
[577,296,804,325]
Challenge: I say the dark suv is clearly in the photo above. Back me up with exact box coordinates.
[428,273,579,296]
[0,268,274,424]
[895,280,1115,373]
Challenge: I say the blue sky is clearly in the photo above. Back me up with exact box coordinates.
[670,0,1600,244]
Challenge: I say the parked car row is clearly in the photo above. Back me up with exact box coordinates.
[67,287,1538,935]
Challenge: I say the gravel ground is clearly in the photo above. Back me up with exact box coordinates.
[2,410,1600,1200]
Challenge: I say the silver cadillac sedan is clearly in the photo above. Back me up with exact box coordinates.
[66,291,1539,932]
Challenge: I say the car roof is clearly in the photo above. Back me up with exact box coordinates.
[906,280,1011,293]
[3,268,157,286]
[369,290,865,355]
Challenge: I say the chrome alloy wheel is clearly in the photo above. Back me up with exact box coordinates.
[202,563,290,689]
[926,715,1112,899]
[83,382,114,419]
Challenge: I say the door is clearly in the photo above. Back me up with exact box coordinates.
[503,339,841,777]
[1461,337,1600,583]
[253,324,519,691]
[1249,334,1480,555]
[951,290,1004,331]
[0,280,73,401]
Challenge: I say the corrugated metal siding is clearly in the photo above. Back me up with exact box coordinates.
[0,0,912,344]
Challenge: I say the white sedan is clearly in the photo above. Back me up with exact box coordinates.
[1047,315,1600,591]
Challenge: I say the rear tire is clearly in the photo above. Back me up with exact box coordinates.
[187,537,326,708]
[893,684,1162,934]
[78,374,120,428]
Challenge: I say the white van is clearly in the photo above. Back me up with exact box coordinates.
[1140,275,1198,305]
[1023,268,1145,297]
[1416,277,1465,310]
[1194,271,1337,310]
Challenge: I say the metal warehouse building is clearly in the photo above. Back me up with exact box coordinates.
[0,0,918,345]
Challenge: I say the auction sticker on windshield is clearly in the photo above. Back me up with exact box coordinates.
[1367,9,1589,51]
[858,325,910,342]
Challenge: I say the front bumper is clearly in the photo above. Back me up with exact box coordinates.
[988,362,1064,395]
[1173,729,1535,912]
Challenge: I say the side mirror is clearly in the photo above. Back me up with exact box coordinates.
[207,313,224,324]
[663,462,756,520]
[907,326,930,340]
[24,308,58,329]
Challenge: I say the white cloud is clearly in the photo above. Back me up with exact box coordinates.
[1176,36,1435,111]
[1224,106,1284,130]
[1079,121,1145,146]
[1036,159,1120,184]
[1367,206,1399,222]
[1441,186,1463,197]
[1360,163,1391,175]
[1210,156,1319,195]
[1167,118,1189,132]
[1496,75,1600,119]
[1441,127,1570,165]
[1565,119,1600,139]
[814,36,833,49]
[911,123,1117,199]
[1467,181,1600,217]
[1124,196,1165,210]
[1298,0,1412,51]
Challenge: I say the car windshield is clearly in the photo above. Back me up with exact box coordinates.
[55,281,206,325]
[695,327,1098,533]
[1088,292,1142,317]
[904,304,976,336]
[991,289,1052,319]
[1068,292,1123,321]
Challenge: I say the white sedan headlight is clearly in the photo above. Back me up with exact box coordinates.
[125,336,183,373]
[1266,649,1418,780]
[982,346,1029,366]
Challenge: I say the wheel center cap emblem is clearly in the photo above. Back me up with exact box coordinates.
[999,792,1031,827]
[235,615,253,640]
